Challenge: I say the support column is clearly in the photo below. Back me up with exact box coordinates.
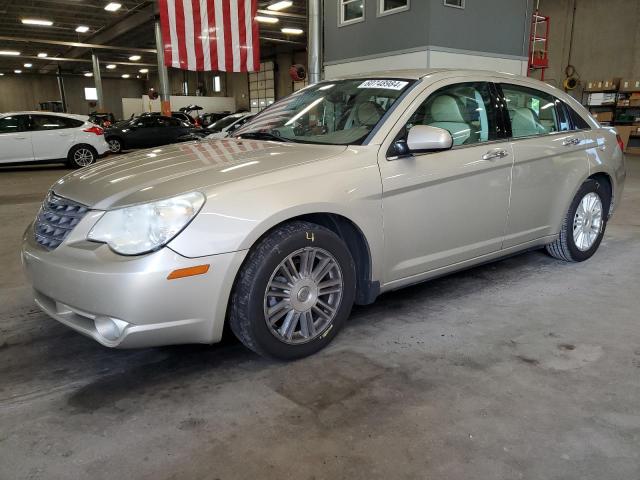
[155,19,171,116]
[91,52,104,111]
[308,0,322,84]
[56,65,67,113]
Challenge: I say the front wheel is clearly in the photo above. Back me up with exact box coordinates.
[229,221,356,360]
[546,178,611,262]
[67,145,97,168]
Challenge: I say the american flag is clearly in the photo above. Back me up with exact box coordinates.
[158,0,260,72]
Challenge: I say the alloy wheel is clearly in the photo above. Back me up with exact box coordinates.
[74,148,95,166]
[573,192,603,251]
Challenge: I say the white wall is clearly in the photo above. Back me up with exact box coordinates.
[122,95,236,119]
[325,47,527,79]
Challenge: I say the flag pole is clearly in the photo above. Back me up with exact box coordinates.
[154,18,172,117]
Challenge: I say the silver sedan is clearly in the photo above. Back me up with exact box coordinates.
[21,69,626,359]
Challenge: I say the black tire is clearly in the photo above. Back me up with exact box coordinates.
[546,178,611,262]
[229,221,356,360]
[107,137,123,153]
[67,144,97,169]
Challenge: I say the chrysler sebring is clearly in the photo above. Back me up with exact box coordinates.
[22,69,626,359]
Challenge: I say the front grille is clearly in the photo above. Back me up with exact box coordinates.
[34,192,89,250]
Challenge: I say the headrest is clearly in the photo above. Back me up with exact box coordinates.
[356,101,383,126]
[510,107,539,136]
[430,95,465,123]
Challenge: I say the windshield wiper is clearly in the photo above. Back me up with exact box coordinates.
[236,131,289,142]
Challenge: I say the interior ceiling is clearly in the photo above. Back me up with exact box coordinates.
[0,0,307,77]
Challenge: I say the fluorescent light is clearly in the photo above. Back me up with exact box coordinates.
[21,18,53,26]
[128,55,141,61]
[37,52,48,58]
[84,72,93,77]
[14,70,22,74]
[0,50,20,56]
[267,1,292,11]
[106,64,117,69]
[281,27,303,35]
[255,15,279,23]
[23,63,32,68]
[0,73,4,76]
[139,68,148,73]
[104,2,121,12]
[75,25,89,33]
[121,74,130,78]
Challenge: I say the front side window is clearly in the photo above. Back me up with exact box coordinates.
[500,84,559,138]
[234,78,415,145]
[0,115,25,134]
[402,82,499,147]
[379,0,409,15]
[444,0,464,8]
[340,0,365,25]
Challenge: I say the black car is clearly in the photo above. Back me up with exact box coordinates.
[105,115,198,153]
[141,111,199,127]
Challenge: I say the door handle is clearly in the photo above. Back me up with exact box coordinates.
[482,148,509,161]
[562,137,580,146]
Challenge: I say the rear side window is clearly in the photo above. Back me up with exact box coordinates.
[31,115,83,130]
[500,84,560,138]
[404,82,500,147]
[0,115,27,133]
[567,105,591,130]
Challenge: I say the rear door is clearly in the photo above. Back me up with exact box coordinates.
[497,83,590,248]
[0,115,33,163]
[30,114,84,160]
[127,116,159,147]
[378,80,514,282]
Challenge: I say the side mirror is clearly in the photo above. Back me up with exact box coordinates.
[406,125,453,153]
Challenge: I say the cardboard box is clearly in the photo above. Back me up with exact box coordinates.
[585,80,602,92]
[602,78,621,90]
[620,78,640,92]
[588,92,616,105]
[592,111,614,122]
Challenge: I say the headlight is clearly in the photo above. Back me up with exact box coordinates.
[87,192,205,255]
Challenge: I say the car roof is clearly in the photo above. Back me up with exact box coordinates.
[327,68,542,83]
[1,111,89,121]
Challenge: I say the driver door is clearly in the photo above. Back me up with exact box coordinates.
[128,116,159,147]
[378,80,513,283]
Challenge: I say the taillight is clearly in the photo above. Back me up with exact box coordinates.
[83,125,104,135]
[616,134,624,152]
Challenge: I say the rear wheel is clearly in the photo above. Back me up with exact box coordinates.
[107,137,123,153]
[67,145,97,168]
[229,221,356,360]
[546,178,611,262]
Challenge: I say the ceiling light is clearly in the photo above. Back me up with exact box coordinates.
[76,25,90,33]
[104,2,122,12]
[267,1,293,11]
[21,19,53,26]
[24,63,32,68]
[0,73,4,76]
[106,64,116,69]
[128,55,141,61]
[0,50,20,56]
[255,15,279,23]
[37,52,48,58]
[14,70,22,74]
[281,27,303,35]
[139,68,149,73]
[121,74,130,78]
[84,72,93,77]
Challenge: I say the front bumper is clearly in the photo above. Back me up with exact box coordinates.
[21,227,247,348]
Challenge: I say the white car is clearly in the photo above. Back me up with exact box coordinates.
[0,111,110,168]
[205,112,255,139]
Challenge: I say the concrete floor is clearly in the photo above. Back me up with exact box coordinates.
[1,157,639,480]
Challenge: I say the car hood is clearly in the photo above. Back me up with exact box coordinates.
[52,139,347,210]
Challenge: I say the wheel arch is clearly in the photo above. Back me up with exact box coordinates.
[239,212,379,306]
[68,142,97,158]
[587,171,613,215]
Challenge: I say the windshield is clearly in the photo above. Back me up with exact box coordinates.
[208,114,244,131]
[233,78,414,145]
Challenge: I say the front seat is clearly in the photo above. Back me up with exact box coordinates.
[428,95,471,146]
[510,107,546,137]
[355,101,384,127]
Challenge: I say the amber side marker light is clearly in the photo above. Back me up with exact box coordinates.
[167,264,210,280]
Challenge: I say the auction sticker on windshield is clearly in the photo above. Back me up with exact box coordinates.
[358,80,409,90]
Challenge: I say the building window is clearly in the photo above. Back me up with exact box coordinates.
[248,61,275,113]
[339,0,365,26]
[213,75,221,93]
[444,0,464,8]
[378,0,409,16]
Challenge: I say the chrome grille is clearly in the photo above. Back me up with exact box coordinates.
[34,192,89,250]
